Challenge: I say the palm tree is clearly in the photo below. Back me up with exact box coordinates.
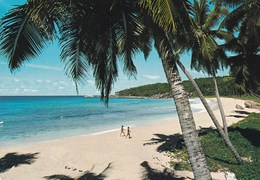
[140,0,242,164]
[219,0,260,94]
[189,0,230,135]
[151,23,212,179]
[0,0,149,103]
[0,0,212,179]
[220,24,260,95]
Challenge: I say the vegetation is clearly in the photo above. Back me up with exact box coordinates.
[220,0,260,95]
[0,0,259,179]
[168,113,260,179]
[116,76,236,97]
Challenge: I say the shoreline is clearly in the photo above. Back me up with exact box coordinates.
[0,97,210,149]
[0,98,219,150]
[1,98,259,179]
[0,116,180,150]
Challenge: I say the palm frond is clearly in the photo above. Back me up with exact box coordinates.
[103,29,119,104]
[136,14,153,60]
[0,5,46,70]
[26,0,60,40]
[228,54,260,94]
[221,37,244,54]
[60,21,89,95]
[116,4,142,77]
[219,3,248,32]
[205,3,229,29]
[139,0,178,33]
[219,0,247,7]
[210,30,234,42]
[193,0,209,26]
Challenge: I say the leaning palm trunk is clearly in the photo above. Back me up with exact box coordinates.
[213,75,228,135]
[162,57,211,179]
[154,40,211,179]
[177,60,242,164]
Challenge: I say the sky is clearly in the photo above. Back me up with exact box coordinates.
[0,0,229,96]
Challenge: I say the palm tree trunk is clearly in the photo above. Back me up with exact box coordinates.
[161,56,211,179]
[153,36,211,178]
[213,75,228,135]
[177,60,242,164]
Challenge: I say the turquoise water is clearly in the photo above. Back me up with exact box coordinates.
[0,96,203,147]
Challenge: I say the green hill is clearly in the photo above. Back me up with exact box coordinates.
[116,76,236,98]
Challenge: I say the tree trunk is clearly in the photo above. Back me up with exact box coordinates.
[152,37,211,179]
[162,56,211,179]
[213,75,228,135]
[177,60,242,164]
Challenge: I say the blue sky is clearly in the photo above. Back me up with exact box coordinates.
[0,0,229,96]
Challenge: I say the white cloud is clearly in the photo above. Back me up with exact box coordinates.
[14,78,20,82]
[58,86,64,89]
[23,88,30,92]
[31,89,38,93]
[26,64,62,71]
[144,75,161,80]
[87,80,95,85]
[36,80,43,83]
[59,81,69,85]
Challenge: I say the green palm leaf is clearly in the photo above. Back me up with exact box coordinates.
[220,0,248,7]
[192,0,209,26]
[139,0,177,33]
[104,29,119,103]
[26,0,60,40]
[0,5,46,70]
[210,30,234,42]
[204,2,228,29]
[60,21,89,95]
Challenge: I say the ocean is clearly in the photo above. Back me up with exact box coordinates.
[0,96,205,147]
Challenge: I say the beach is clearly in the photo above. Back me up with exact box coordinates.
[0,98,259,179]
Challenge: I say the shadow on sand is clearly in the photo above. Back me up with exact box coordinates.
[44,162,112,180]
[0,152,39,173]
[234,110,251,115]
[143,133,184,152]
[227,110,252,118]
[143,127,216,153]
[141,161,184,180]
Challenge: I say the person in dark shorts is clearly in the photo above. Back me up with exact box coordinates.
[120,125,125,136]
[125,127,131,139]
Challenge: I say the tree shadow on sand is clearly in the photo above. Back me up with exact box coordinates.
[234,110,251,115]
[44,162,112,180]
[227,115,247,118]
[143,128,216,153]
[141,161,184,180]
[143,133,184,152]
[0,152,39,173]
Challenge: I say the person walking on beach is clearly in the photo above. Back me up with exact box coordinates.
[125,127,131,139]
[120,125,125,136]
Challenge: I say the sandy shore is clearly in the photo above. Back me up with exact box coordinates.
[0,98,259,180]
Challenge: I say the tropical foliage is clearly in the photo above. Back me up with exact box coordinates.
[0,0,213,178]
[219,0,260,94]
[0,0,259,178]
[116,76,236,97]
[0,0,150,102]
[168,113,260,179]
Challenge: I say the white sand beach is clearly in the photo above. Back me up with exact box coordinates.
[0,98,259,180]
